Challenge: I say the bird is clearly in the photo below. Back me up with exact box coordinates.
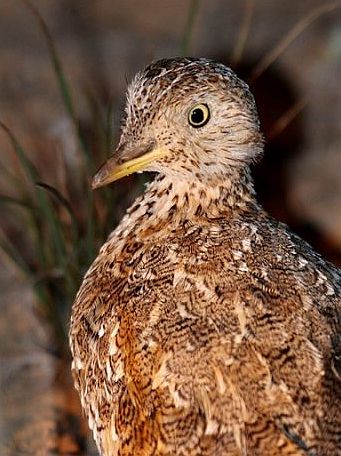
[69,57,341,455]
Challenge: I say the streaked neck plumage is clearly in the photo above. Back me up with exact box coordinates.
[113,166,259,240]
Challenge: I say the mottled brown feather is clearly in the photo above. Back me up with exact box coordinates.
[70,58,341,455]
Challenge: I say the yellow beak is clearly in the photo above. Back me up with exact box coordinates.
[92,145,167,189]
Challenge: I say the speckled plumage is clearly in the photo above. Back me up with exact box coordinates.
[70,58,341,455]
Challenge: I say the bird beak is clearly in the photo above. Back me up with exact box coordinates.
[92,141,167,189]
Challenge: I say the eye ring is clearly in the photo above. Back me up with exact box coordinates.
[188,103,210,128]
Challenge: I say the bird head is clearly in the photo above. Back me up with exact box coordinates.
[92,58,264,189]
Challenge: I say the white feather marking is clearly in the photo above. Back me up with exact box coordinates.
[109,322,120,356]
[238,262,248,273]
[98,324,105,338]
[152,354,171,390]
[298,256,308,268]
[113,361,124,382]
[72,357,84,370]
[173,269,185,287]
[177,301,197,319]
[326,282,335,296]
[106,359,113,380]
[205,418,219,435]
[172,389,189,408]
[233,293,248,346]
[241,238,252,252]
[213,366,227,395]
[232,250,243,260]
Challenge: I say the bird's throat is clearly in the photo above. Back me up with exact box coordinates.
[121,169,257,235]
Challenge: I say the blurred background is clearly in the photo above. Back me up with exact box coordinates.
[0,0,340,454]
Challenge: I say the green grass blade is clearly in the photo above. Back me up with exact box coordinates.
[21,0,75,121]
[0,123,69,271]
[20,0,99,262]
[180,0,201,56]
[0,231,33,277]
[231,0,255,67]
[36,182,79,236]
[36,188,67,266]
[0,122,40,182]
[0,190,51,282]
[20,0,93,170]
[0,160,23,189]
[0,227,68,349]
[0,194,32,210]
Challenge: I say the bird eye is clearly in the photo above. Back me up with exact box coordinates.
[188,103,210,128]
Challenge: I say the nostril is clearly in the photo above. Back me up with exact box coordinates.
[119,139,156,162]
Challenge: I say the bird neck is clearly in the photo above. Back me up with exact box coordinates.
[121,167,258,235]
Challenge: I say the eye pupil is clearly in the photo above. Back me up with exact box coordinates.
[188,103,210,128]
[191,108,204,124]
